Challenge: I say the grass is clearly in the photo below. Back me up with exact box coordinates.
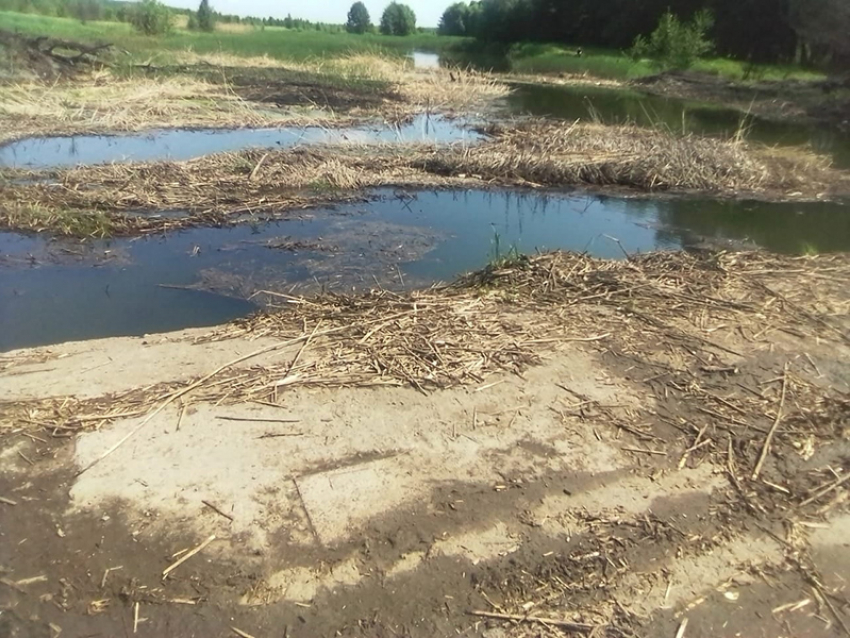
[0,11,467,65]
[504,42,824,82]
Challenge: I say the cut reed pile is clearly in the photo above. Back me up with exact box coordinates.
[2,250,848,509]
[416,120,838,193]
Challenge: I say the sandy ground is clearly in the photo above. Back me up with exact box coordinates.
[2,289,849,638]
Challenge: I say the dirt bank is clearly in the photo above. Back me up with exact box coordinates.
[1,250,849,637]
[634,70,850,133]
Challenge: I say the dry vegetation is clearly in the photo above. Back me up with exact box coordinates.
[173,49,509,112]
[2,250,848,514]
[3,120,846,237]
[422,120,841,193]
[0,73,337,145]
[0,47,506,145]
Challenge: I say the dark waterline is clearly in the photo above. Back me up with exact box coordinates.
[2,189,848,351]
[0,115,479,170]
[505,83,850,169]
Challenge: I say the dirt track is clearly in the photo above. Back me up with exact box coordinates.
[1,251,849,638]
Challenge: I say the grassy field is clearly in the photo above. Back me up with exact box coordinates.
[4,11,824,83]
[0,11,465,63]
[506,42,824,82]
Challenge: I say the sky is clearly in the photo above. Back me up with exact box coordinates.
[161,0,448,28]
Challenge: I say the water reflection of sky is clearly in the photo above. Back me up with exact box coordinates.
[0,115,479,169]
[410,50,441,69]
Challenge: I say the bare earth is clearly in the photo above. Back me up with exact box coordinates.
[1,251,849,638]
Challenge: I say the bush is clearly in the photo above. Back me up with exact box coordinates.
[130,0,173,35]
[379,2,416,36]
[631,9,714,70]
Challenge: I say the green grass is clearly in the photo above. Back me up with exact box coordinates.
[507,43,654,79]
[0,11,467,63]
[505,41,824,82]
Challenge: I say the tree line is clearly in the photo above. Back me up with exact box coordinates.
[437,0,849,66]
[345,2,418,36]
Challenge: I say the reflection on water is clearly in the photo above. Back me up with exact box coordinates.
[506,84,850,168]
[1,188,848,350]
[0,115,479,170]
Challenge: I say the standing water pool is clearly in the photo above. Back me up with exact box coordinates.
[2,188,848,351]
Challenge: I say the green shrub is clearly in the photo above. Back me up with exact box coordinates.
[129,0,172,35]
[631,9,714,70]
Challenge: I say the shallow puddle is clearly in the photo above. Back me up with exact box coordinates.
[1,189,848,350]
[506,84,850,169]
[0,115,479,170]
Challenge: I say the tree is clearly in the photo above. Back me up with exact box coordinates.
[789,0,850,70]
[631,9,714,69]
[438,2,469,35]
[380,2,416,36]
[196,0,214,31]
[130,0,172,35]
[346,1,371,33]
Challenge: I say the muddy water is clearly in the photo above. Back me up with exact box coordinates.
[2,189,848,351]
[0,115,479,170]
[506,84,850,168]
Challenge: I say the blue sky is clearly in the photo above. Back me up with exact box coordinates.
[163,0,448,27]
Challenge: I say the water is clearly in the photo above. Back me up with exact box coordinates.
[0,115,480,170]
[410,51,441,69]
[2,189,848,351]
[506,84,850,168]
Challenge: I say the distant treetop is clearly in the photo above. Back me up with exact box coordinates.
[380,2,416,36]
[346,1,372,33]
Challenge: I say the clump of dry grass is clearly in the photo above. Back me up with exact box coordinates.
[173,48,289,69]
[0,202,116,237]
